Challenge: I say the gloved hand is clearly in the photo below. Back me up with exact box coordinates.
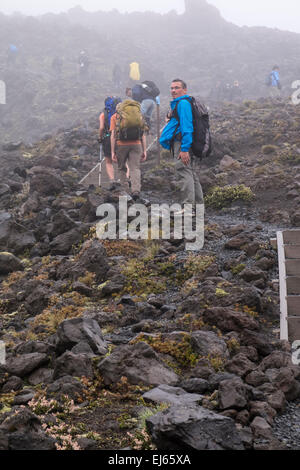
[98,137,103,144]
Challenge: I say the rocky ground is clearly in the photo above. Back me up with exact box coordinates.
[0,97,300,451]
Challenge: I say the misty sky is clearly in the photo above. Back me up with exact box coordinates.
[1,0,300,34]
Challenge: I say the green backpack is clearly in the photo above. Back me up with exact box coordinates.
[116,99,145,141]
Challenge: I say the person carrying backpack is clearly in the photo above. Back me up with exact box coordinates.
[110,99,147,201]
[160,79,208,211]
[99,96,122,189]
[266,65,281,98]
[132,81,160,129]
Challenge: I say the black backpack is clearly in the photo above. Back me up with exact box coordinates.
[172,96,212,160]
[142,81,160,99]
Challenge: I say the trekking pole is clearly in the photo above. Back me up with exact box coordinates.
[99,143,104,187]
[146,125,166,153]
[156,100,161,166]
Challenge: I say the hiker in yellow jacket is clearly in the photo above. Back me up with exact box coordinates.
[129,62,140,82]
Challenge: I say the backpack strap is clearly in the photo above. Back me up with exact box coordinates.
[169,97,192,157]
[103,109,111,138]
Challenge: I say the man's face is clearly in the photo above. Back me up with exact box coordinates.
[171,81,187,100]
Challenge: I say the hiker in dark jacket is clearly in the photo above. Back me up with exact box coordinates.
[132,82,160,129]
[160,79,203,210]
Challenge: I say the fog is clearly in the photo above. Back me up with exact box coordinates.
[1,0,300,34]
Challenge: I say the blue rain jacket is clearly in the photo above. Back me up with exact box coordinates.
[271,70,280,87]
[160,95,193,152]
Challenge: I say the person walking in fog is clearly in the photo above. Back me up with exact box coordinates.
[99,97,122,189]
[267,65,281,98]
[160,79,204,211]
[110,100,147,201]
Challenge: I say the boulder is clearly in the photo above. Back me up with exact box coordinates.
[146,405,244,450]
[191,331,229,358]
[218,377,248,410]
[219,155,241,171]
[225,353,256,377]
[56,239,109,282]
[0,408,56,450]
[49,226,88,255]
[47,209,77,239]
[5,353,49,378]
[46,375,85,402]
[179,378,210,394]
[249,401,277,425]
[55,318,107,355]
[203,307,259,333]
[53,351,94,380]
[29,168,64,196]
[98,341,179,386]
[0,214,36,255]
[0,252,23,274]
[143,385,203,407]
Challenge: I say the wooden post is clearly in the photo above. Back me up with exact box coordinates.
[277,231,288,341]
[156,103,161,166]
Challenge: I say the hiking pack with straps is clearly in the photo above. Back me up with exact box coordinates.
[103,96,121,135]
[116,99,145,141]
[142,81,160,99]
[171,96,212,160]
[132,81,160,102]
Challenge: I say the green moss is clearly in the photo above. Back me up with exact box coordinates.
[231,263,246,275]
[278,152,300,165]
[215,288,229,297]
[132,333,198,369]
[181,254,215,280]
[205,185,255,209]
[261,145,278,155]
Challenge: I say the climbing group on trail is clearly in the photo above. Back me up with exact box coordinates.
[94,63,282,211]
[97,77,212,213]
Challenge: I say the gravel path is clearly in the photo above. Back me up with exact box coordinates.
[273,401,300,449]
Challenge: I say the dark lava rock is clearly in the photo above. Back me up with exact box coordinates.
[55,317,107,355]
[0,408,56,450]
[46,375,85,402]
[218,377,248,410]
[5,353,49,378]
[143,385,203,407]
[0,252,24,274]
[98,341,179,387]
[146,404,244,450]
[53,351,94,380]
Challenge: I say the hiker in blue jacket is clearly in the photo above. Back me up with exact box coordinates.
[160,79,203,210]
[269,65,281,98]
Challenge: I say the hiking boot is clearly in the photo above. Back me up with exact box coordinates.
[132,191,141,202]
[108,181,118,191]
